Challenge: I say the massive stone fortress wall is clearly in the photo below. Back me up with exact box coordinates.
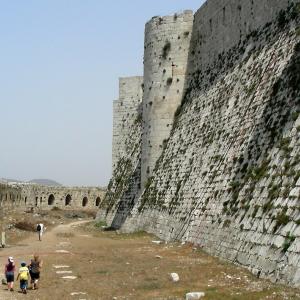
[21,185,105,209]
[0,184,22,207]
[100,77,144,227]
[141,11,193,187]
[112,77,143,170]
[98,77,144,227]
[0,183,105,209]
[100,0,300,286]
[99,11,194,229]
[189,0,296,72]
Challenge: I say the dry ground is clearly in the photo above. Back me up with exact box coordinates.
[0,212,299,300]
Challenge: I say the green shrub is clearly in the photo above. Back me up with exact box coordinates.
[134,114,143,124]
[277,10,288,28]
[282,232,296,253]
[223,219,231,228]
[273,210,290,233]
[262,201,273,213]
[94,221,107,228]
[230,181,240,190]
[292,111,299,121]
[268,184,280,200]
[250,159,270,181]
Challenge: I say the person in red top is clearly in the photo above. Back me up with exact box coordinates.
[4,256,15,291]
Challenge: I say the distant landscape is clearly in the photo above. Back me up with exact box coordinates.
[0,178,62,186]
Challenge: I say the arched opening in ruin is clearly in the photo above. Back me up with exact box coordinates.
[48,194,55,205]
[95,197,101,206]
[25,197,27,205]
[35,197,38,207]
[82,197,88,207]
[65,194,72,206]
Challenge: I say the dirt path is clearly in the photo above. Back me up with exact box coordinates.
[0,220,299,300]
[0,220,90,300]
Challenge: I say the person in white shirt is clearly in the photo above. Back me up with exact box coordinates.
[36,223,45,241]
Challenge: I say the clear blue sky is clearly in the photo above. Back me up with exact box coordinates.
[0,0,205,187]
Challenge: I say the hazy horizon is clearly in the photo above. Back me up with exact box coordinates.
[0,0,205,186]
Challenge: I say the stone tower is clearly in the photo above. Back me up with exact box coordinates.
[141,10,194,187]
[112,76,143,171]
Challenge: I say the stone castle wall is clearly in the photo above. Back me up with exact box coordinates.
[98,77,144,227]
[99,0,300,286]
[98,11,194,228]
[188,0,296,73]
[141,10,193,187]
[0,184,22,207]
[1,183,105,210]
[112,76,143,170]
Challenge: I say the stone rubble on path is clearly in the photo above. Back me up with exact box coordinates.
[186,292,205,300]
[170,273,180,282]
[152,240,163,245]
[57,241,71,247]
[55,249,70,253]
[56,270,73,274]
[62,276,77,279]
[70,292,87,296]
[53,265,70,269]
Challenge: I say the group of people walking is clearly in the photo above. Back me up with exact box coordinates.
[3,223,45,295]
[4,254,43,294]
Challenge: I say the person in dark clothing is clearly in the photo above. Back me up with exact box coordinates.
[29,254,43,290]
[4,256,15,291]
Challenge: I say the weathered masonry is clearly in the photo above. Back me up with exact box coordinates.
[99,0,300,287]
[1,183,105,209]
[112,77,143,171]
[0,183,22,208]
[141,11,193,187]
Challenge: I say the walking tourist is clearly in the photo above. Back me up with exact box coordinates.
[36,223,45,241]
[4,256,15,291]
[17,261,29,294]
[29,254,43,290]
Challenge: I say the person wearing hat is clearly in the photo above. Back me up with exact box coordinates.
[16,261,29,294]
[4,256,15,291]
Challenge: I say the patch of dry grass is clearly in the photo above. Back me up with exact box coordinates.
[56,232,74,238]
[14,221,36,231]
[3,211,300,299]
